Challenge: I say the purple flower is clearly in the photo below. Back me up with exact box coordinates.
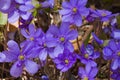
[103,40,120,70]
[41,0,54,8]
[111,29,120,40]
[78,66,98,80]
[0,0,34,23]
[86,15,95,22]
[92,32,103,45]
[53,49,76,72]
[59,0,89,27]
[111,18,117,26]
[47,22,78,57]
[90,9,114,22]
[78,44,100,71]
[29,32,57,61]
[20,24,42,47]
[41,75,49,80]
[86,8,96,22]
[4,40,38,77]
[111,68,120,80]
[0,0,11,12]
[0,52,6,62]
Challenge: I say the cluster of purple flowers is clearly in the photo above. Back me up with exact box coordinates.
[0,22,79,77]
[103,40,120,69]
[0,0,34,23]
[91,8,120,80]
[0,0,120,79]
[76,44,99,79]
[78,44,99,70]
[78,66,98,80]
[0,0,54,23]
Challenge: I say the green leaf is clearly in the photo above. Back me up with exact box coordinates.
[33,9,37,17]
[32,0,41,8]
[84,32,91,46]
[0,12,7,25]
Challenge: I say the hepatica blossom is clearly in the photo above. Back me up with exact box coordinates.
[0,52,6,62]
[1,0,120,79]
[53,49,76,72]
[0,0,34,23]
[47,23,78,57]
[111,68,120,80]
[29,32,57,61]
[90,9,115,22]
[0,0,11,12]
[41,75,49,80]
[78,44,100,71]
[4,40,38,77]
[20,24,42,47]
[92,32,103,45]
[59,0,89,27]
[78,67,98,80]
[103,40,120,70]
[111,29,120,40]
[41,0,54,8]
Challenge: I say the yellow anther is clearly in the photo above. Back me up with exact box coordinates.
[117,52,120,56]
[60,37,65,42]
[102,13,106,16]
[84,54,89,59]
[19,55,24,60]
[73,7,77,13]
[65,59,69,64]
[30,37,34,41]
[43,43,47,47]
[83,77,88,80]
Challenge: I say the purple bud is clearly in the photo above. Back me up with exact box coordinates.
[92,32,103,45]
[111,30,120,40]
[41,75,49,80]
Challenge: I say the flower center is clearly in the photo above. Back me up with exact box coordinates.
[84,54,89,59]
[73,7,77,13]
[43,43,47,47]
[65,59,69,64]
[83,77,88,80]
[60,37,65,42]
[102,13,106,16]
[19,55,25,60]
[117,52,120,56]
[30,37,34,41]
